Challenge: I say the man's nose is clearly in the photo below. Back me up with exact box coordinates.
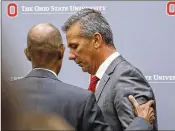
[68,52,76,60]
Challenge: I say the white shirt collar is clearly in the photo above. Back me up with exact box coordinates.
[95,52,120,80]
[33,68,58,78]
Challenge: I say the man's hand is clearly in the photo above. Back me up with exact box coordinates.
[128,95,155,124]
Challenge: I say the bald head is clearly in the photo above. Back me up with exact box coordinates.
[27,23,62,49]
[25,23,65,71]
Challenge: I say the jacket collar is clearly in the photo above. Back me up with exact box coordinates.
[25,69,59,81]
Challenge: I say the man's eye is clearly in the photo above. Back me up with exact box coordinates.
[71,45,77,49]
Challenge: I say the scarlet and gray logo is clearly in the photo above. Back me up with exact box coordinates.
[7,3,18,17]
[166,1,175,16]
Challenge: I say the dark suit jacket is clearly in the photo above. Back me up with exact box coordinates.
[95,55,158,131]
[11,69,153,131]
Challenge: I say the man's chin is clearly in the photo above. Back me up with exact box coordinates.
[81,67,88,72]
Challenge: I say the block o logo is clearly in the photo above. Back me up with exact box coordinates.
[7,3,18,17]
[166,1,175,16]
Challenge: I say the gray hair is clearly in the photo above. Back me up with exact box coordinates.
[62,8,114,46]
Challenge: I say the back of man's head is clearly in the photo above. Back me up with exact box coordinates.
[25,23,64,69]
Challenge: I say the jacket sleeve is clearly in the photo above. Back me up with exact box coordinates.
[125,117,153,130]
[113,67,155,130]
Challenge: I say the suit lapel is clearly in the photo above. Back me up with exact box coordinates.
[95,55,126,102]
[95,73,110,102]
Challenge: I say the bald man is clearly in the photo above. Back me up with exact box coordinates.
[11,23,155,131]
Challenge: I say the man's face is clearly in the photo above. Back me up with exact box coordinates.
[66,23,97,74]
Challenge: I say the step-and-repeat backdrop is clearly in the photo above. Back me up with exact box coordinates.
[2,1,175,129]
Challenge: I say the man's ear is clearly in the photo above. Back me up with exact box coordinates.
[57,44,65,60]
[92,32,102,49]
[24,48,31,61]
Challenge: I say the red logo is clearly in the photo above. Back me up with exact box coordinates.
[7,3,18,17]
[166,1,175,16]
